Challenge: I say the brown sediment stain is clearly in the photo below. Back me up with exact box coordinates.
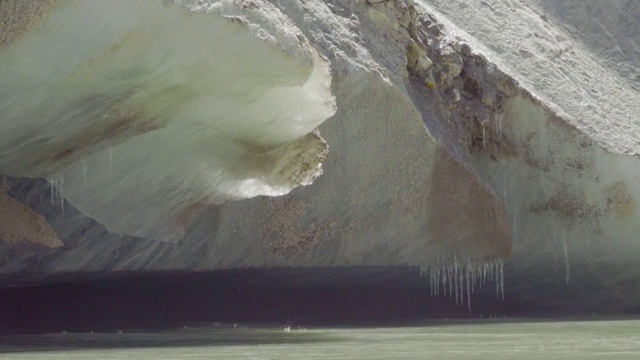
[264,221,337,262]
[65,20,150,83]
[32,108,160,168]
[0,0,63,50]
[260,197,338,263]
[467,123,519,160]
[0,190,63,249]
[428,147,512,260]
[237,132,329,189]
[236,140,279,174]
[606,181,636,220]
[273,131,329,186]
[529,189,592,221]
[176,201,209,230]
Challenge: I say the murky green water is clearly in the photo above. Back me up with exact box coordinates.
[2,320,640,359]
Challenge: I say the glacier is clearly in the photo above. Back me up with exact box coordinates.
[0,0,335,242]
[1,0,640,315]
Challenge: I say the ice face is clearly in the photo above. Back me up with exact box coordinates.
[0,0,335,242]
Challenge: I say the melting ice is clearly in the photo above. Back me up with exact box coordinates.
[0,0,336,241]
[422,258,505,312]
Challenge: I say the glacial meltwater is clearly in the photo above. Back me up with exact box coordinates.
[2,320,640,359]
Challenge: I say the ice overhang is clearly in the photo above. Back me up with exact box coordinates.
[0,0,336,242]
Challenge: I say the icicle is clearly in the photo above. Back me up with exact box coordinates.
[80,158,88,184]
[58,174,64,216]
[499,261,505,301]
[482,126,487,149]
[109,145,113,179]
[454,261,459,304]
[482,263,487,285]
[471,264,475,293]
[48,174,65,215]
[50,178,55,205]
[437,264,442,296]
[429,268,434,297]
[466,265,471,312]
[495,262,500,299]
[459,266,464,307]
[513,206,518,242]
[563,237,570,285]
[422,258,506,311]
[436,266,440,296]
[471,264,475,290]
[436,264,440,296]
[430,268,435,297]
[432,265,440,296]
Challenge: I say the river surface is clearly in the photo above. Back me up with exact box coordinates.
[1,320,639,359]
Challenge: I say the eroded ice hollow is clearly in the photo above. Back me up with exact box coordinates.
[0,0,336,241]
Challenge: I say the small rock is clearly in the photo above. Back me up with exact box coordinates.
[366,0,386,4]
[394,0,407,13]
[406,40,421,69]
[416,55,433,72]
[408,22,419,38]
[452,88,461,102]
[474,53,488,66]
[409,6,418,22]
[462,77,482,99]
[440,74,454,87]
[398,11,411,28]
[482,88,496,107]
[460,42,472,57]
[440,46,464,77]
[427,23,442,35]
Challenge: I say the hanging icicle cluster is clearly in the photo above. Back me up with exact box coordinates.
[48,173,65,215]
[421,258,505,311]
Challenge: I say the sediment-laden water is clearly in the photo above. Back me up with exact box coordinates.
[2,320,639,359]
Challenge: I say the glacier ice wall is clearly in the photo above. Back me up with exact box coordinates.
[0,0,335,241]
[0,0,514,276]
[1,0,640,312]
